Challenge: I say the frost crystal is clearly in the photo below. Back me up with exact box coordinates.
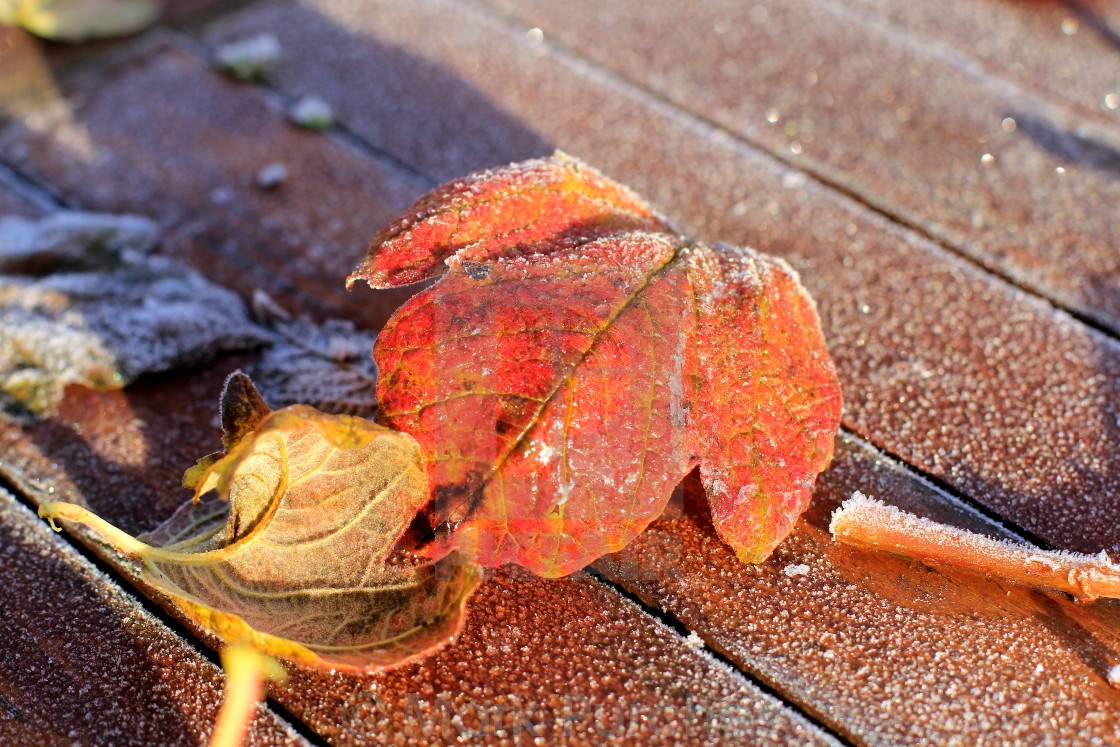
[783,563,810,578]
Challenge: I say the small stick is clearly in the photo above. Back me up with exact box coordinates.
[830,492,1120,603]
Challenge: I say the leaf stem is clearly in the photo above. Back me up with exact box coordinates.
[39,501,152,558]
[209,643,287,747]
[830,492,1120,602]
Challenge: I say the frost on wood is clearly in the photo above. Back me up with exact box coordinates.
[0,212,264,418]
[0,211,159,273]
[782,563,810,578]
[40,374,480,672]
[249,291,378,417]
[350,152,842,576]
[831,492,1120,602]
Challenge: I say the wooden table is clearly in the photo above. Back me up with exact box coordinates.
[1,1,1119,744]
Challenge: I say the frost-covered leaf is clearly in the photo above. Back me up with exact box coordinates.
[0,214,265,417]
[350,153,842,576]
[248,291,378,417]
[41,375,480,672]
[0,211,159,274]
[0,0,160,42]
[348,150,669,289]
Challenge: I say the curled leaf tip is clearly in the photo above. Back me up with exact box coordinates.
[347,152,672,291]
[219,371,272,450]
[39,507,62,533]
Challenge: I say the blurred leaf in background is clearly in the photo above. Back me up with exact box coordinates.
[0,0,161,42]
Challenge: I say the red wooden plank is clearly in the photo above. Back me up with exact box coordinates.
[597,436,1120,744]
[200,0,551,183]
[844,0,1120,124]
[479,0,1120,335]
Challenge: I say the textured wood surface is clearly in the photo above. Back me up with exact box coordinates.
[0,1,1118,744]
[486,0,1120,333]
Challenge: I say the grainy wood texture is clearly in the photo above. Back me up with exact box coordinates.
[845,0,1120,124]
[1,0,1118,744]
[484,0,1120,334]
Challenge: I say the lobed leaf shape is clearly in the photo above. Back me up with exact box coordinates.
[349,153,843,577]
[41,376,480,672]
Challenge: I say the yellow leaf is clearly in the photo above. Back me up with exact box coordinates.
[41,395,480,673]
[5,0,161,43]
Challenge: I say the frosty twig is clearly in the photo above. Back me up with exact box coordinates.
[830,492,1120,602]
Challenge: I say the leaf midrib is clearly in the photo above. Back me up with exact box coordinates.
[448,235,689,526]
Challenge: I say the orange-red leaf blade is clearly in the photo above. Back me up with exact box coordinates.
[359,156,842,576]
[347,152,669,289]
[687,245,842,562]
[375,233,693,576]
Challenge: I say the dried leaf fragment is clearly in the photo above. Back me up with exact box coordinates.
[350,153,842,576]
[0,214,265,418]
[41,378,480,672]
[831,492,1120,602]
[248,291,379,417]
[214,33,281,81]
[0,211,159,274]
[289,96,333,131]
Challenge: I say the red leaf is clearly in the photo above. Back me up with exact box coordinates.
[350,153,842,576]
[347,152,669,288]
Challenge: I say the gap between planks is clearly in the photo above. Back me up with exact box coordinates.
[590,568,858,746]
